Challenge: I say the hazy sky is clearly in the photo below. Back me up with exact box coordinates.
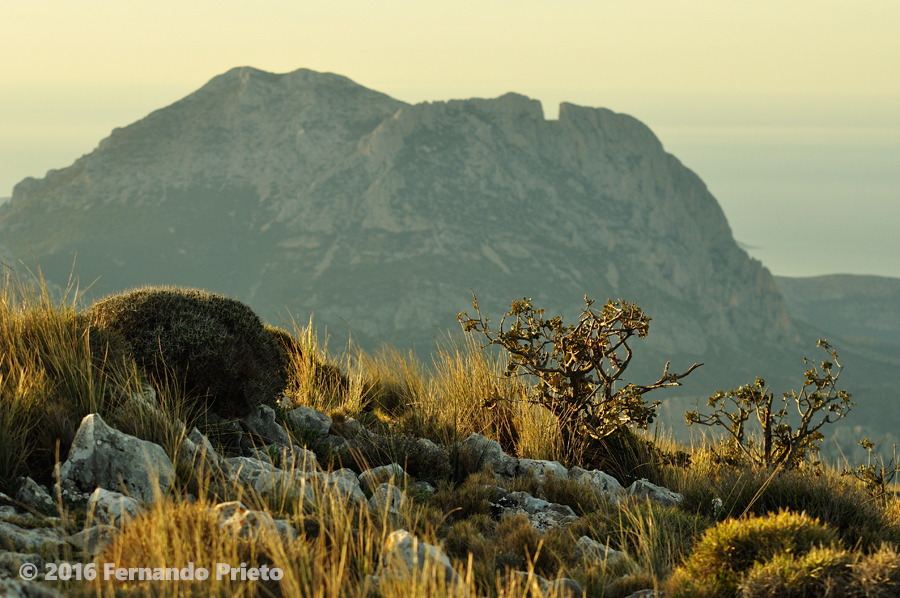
[1,0,898,278]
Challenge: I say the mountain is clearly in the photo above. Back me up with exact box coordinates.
[2,67,890,433]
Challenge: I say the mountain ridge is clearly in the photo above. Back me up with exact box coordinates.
[0,66,853,411]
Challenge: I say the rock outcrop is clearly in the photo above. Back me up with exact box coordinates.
[57,414,174,503]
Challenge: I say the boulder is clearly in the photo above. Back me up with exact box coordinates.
[340,417,376,439]
[212,501,296,540]
[88,488,142,526]
[379,529,460,587]
[358,464,407,494]
[462,433,518,477]
[575,536,629,566]
[626,479,683,507]
[0,520,66,553]
[281,444,319,473]
[368,483,404,515]
[319,470,366,504]
[288,406,333,436]
[224,456,281,495]
[517,459,568,482]
[243,404,292,446]
[0,551,45,577]
[66,524,117,555]
[57,413,174,503]
[180,427,224,468]
[412,480,436,498]
[569,467,625,498]
[494,491,579,532]
[15,477,55,513]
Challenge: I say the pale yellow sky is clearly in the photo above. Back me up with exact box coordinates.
[3,0,898,94]
[1,0,899,277]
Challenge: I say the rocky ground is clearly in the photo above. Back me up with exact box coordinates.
[0,386,682,597]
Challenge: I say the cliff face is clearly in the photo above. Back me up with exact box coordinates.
[1,67,795,391]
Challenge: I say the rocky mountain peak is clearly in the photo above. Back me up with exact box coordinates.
[0,66,798,394]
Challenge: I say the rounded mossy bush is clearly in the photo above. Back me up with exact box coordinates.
[668,509,840,598]
[89,287,286,418]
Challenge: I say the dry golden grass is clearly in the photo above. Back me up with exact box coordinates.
[4,277,900,597]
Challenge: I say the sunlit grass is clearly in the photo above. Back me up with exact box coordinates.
[3,276,900,597]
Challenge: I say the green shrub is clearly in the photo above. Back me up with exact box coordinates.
[90,286,286,418]
[458,294,700,442]
[677,463,900,549]
[668,510,840,598]
[686,340,854,468]
[737,545,854,598]
[853,544,900,596]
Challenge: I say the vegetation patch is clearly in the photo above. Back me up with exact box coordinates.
[89,286,287,418]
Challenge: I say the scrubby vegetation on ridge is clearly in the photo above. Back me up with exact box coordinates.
[2,274,899,598]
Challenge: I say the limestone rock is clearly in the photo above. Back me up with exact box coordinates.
[212,501,295,540]
[66,524,117,555]
[412,480,436,498]
[569,467,625,498]
[282,444,319,473]
[494,491,579,532]
[505,571,585,597]
[0,521,66,553]
[0,578,67,598]
[244,404,292,446]
[319,469,366,504]
[88,488,142,526]
[379,529,460,587]
[180,427,224,469]
[57,413,174,503]
[288,406,333,436]
[224,456,281,495]
[0,551,45,577]
[516,459,568,482]
[368,483,404,515]
[462,433,518,477]
[14,478,55,513]
[626,479,683,507]
[575,536,629,566]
